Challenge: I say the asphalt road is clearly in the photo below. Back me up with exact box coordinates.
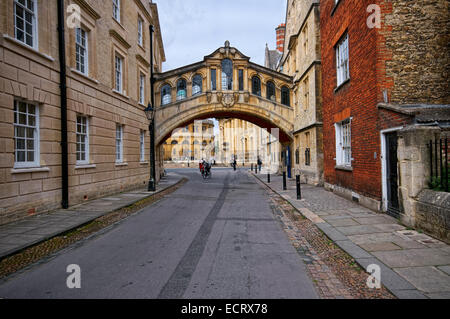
[0,168,318,299]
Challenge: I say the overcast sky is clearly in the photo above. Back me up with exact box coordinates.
[156,0,287,72]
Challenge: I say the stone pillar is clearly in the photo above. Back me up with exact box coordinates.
[397,126,441,226]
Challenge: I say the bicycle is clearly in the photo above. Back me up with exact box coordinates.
[201,165,212,179]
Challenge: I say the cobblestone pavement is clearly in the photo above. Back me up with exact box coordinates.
[257,177,395,299]
[253,171,450,299]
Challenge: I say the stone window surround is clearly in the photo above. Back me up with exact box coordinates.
[112,0,121,23]
[14,0,38,50]
[137,15,144,47]
[69,3,98,81]
[111,41,129,97]
[140,129,145,162]
[115,123,124,164]
[75,27,88,76]
[138,71,146,105]
[76,114,90,166]
[13,99,40,169]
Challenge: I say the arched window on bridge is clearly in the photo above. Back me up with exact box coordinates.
[161,84,172,105]
[252,76,261,96]
[177,79,187,101]
[281,86,290,106]
[171,140,178,145]
[266,81,276,101]
[221,59,233,90]
[192,75,203,96]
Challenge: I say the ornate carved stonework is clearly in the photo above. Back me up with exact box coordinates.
[219,40,236,58]
[206,92,212,103]
[217,92,239,108]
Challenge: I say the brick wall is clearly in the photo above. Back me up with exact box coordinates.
[321,0,382,201]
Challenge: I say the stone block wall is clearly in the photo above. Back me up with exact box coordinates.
[416,190,450,244]
[0,0,165,225]
[381,0,450,104]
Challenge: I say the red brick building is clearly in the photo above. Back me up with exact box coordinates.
[320,0,449,215]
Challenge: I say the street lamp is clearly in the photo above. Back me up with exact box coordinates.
[145,104,156,192]
[145,24,156,192]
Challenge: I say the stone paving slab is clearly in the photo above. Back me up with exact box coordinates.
[0,173,184,259]
[353,216,397,225]
[391,289,428,299]
[355,257,416,292]
[252,172,450,299]
[394,266,450,293]
[334,240,373,259]
[326,218,360,227]
[372,249,450,268]
[336,225,388,236]
[437,266,450,275]
[358,242,402,252]
[425,292,450,299]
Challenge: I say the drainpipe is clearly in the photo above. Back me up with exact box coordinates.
[57,0,69,208]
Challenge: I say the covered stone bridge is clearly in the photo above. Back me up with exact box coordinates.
[153,42,294,175]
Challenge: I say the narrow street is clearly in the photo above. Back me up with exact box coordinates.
[0,168,318,299]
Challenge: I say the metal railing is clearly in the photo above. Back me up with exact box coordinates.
[429,138,449,192]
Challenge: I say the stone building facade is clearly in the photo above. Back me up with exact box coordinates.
[0,0,165,225]
[162,120,215,162]
[320,0,449,220]
[278,0,323,185]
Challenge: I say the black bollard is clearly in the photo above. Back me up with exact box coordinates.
[251,163,253,171]
[255,164,258,174]
[267,172,270,183]
[296,175,302,200]
[283,171,287,190]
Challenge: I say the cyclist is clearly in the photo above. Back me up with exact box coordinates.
[199,159,211,178]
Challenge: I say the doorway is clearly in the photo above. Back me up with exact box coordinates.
[385,132,400,218]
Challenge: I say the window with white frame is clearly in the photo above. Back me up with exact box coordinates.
[76,115,89,164]
[336,34,349,86]
[139,73,145,104]
[335,119,352,167]
[14,100,39,168]
[115,55,123,93]
[75,28,88,75]
[113,0,120,22]
[140,130,145,162]
[138,17,143,46]
[116,124,123,163]
[14,0,37,48]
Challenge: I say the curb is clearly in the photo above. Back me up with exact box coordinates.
[0,175,186,260]
[251,172,427,299]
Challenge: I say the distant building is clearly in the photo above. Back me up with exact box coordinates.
[264,23,285,70]
[163,120,215,162]
[217,119,281,172]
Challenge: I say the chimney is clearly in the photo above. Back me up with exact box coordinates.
[275,23,286,54]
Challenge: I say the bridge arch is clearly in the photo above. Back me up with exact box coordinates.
[154,41,294,147]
